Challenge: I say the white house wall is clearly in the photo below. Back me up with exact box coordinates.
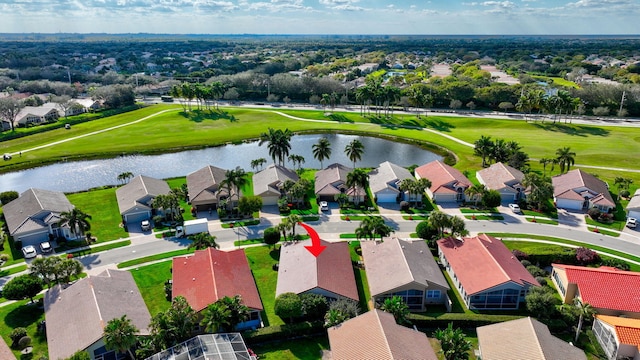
[556,198,583,210]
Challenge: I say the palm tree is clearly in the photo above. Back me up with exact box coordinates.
[283,214,302,238]
[346,168,369,206]
[187,232,219,250]
[153,193,180,223]
[288,154,305,171]
[200,302,232,333]
[312,137,332,169]
[380,296,409,325]
[117,171,133,184]
[449,216,469,238]
[220,295,250,330]
[259,128,293,166]
[434,323,472,360]
[474,136,493,167]
[104,315,139,360]
[344,139,365,169]
[428,211,451,238]
[58,208,92,238]
[399,178,416,204]
[555,147,576,173]
[356,216,393,241]
[523,173,554,210]
[573,298,595,343]
[539,158,553,176]
[464,184,486,207]
[250,158,267,172]
[219,167,248,212]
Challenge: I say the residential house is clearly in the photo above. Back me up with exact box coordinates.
[327,309,438,360]
[437,234,540,310]
[116,175,171,224]
[44,270,152,360]
[369,161,416,203]
[552,169,615,212]
[361,238,450,311]
[593,315,640,360]
[477,317,587,360]
[143,333,257,360]
[3,188,76,246]
[276,239,358,301]
[551,264,640,319]
[252,164,299,206]
[626,189,640,219]
[14,105,59,127]
[314,163,359,202]
[476,162,525,202]
[187,165,232,212]
[172,248,263,330]
[415,160,471,203]
[74,98,102,112]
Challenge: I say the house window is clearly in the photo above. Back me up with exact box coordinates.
[426,290,441,299]
[593,320,618,359]
[552,270,566,296]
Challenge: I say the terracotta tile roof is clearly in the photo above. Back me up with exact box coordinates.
[3,188,74,235]
[369,161,415,194]
[116,175,171,214]
[186,165,229,203]
[552,169,615,207]
[252,164,299,197]
[276,240,358,301]
[437,234,539,295]
[596,315,640,351]
[314,163,359,197]
[415,160,471,195]
[361,238,449,297]
[477,317,587,360]
[328,309,438,360]
[476,162,524,193]
[0,335,16,360]
[44,270,151,360]
[553,264,640,314]
[172,248,263,312]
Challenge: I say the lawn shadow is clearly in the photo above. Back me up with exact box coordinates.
[423,118,455,132]
[183,109,237,123]
[269,248,281,261]
[328,113,354,123]
[531,122,609,137]
[4,302,44,329]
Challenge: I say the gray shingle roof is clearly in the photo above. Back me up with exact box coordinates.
[369,161,414,194]
[186,165,229,203]
[314,163,359,197]
[44,270,151,360]
[252,164,298,197]
[3,188,74,235]
[116,175,170,214]
[362,238,449,297]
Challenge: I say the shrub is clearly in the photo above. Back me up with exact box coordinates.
[274,292,303,323]
[10,328,27,347]
[620,190,631,198]
[526,286,560,320]
[576,247,600,265]
[18,336,31,350]
[416,221,438,241]
[512,249,528,260]
[601,258,630,271]
[0,190,19,205]
[482,190,502,208]
[0,253,9,262]
[587,207,601,220]
[526,265,547,278]
[329,298,360,319]
[399,201,410,211]
[263,227,280,249]
[300,293,328,321]
[535,276,548,286]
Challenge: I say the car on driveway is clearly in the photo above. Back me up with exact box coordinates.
[40,241,53,253]
[627,217,637,229]
[319,201,329,212]
[22,245,37,259]
[508,203,522,214]
[141,220,151,231]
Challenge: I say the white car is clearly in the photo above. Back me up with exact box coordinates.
[508,203,522,214]
[141,220,151,231]
[39,241,53,253]
[319,201,329,212]
[627,218,637,229]
[22,245,37,259]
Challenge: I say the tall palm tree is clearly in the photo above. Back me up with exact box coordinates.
[415,177,432,205]
[312,137,332,169]
[434,323,472,360]
[259,128,293,166]
[153,193,180,223]
[346,168,369,205]
[539,158,553,176]
[555,147,576,173]
[344,139,365,169]
[58,208,92,238]
[573,298,595,343]
[428,211,452,238]
[250,158,267,172]
[117,171,133,184]
[104,315,139,360]
[220,167,248,210]
[399,178,416,204]
[474,135,494,168]
[200,302,232,333]
[187,232,219,250]
[523,173,554,210]
[220,295,250,330]
[464,184,486,207]
[380,295,409,325]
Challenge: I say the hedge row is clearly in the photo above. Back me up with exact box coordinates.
[242,321,325,345]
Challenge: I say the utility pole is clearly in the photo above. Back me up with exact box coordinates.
[619,91,627,115]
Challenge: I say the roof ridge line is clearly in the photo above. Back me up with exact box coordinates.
[208,249,219,301]
[375,310,395,358]
[397,239,416,284]
[480,234,514,284]
[528,317,547,359]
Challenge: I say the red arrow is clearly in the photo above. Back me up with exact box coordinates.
[299,222,326,257]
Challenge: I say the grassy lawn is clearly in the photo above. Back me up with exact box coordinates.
[289,169,319,216]
[64,239,131,257]
[460,207,499,214]
[245,246,283,327]
[531,75,580,89]
[526,217,558,225]
[251,335,329,360]
[402,214,429,220]
[221,219,261,228]
[464,215,504,220]
[0,264,28,277]
[348,241,371,311]
[117,248,194,268]
[130,261,173,315]
[166,177,195,221]
[523,208,558,219]
[586,226,620,237]
[67,186,128,242]
[0,298,48,359]
[585,215,626,231]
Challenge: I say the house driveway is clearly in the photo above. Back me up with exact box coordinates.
[557,208,588,229]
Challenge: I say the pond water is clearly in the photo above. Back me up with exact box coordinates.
[0,134,442,193]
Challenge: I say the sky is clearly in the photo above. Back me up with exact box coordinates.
[1,0,639,35]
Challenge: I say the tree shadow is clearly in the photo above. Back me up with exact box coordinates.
[183,110,237,123]
[328,114,354,123]
[423,118,455,132]
[4,302,44,329]
[531,123,609,137]
[269,248,280,261]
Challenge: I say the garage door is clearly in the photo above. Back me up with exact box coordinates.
[376,192,398,203]
[17,231,49,247]
[124,211,150,224]
[629,210,640,219]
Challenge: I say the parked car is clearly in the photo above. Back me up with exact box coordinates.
[64,123,71,129]
[319,201,329,212]
[39,241,53,253]
[508,203,522,214]
[22,245,37,259]
[627,217,637,229]
[141,220,151,231]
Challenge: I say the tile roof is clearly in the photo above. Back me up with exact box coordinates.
[627,189,640,211]
[361,238,449,297]
[477,317,587,360]
[328,309,438,360]
[3,188,74,235]
[276,239,358,301]
[552,169,615,207]
[172,248,263,312]
[596,315,640,351]
[314,163,358,197]
[437,234,539,295]
[553,264,640,314]
[369,161,414,194]
[415,160,471,195]
[476,162,524,193]
[44,270,151,360]
[0,335,16,360]
[186,165,229,203]
[252,164,299,197]
[116,175,170,214]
